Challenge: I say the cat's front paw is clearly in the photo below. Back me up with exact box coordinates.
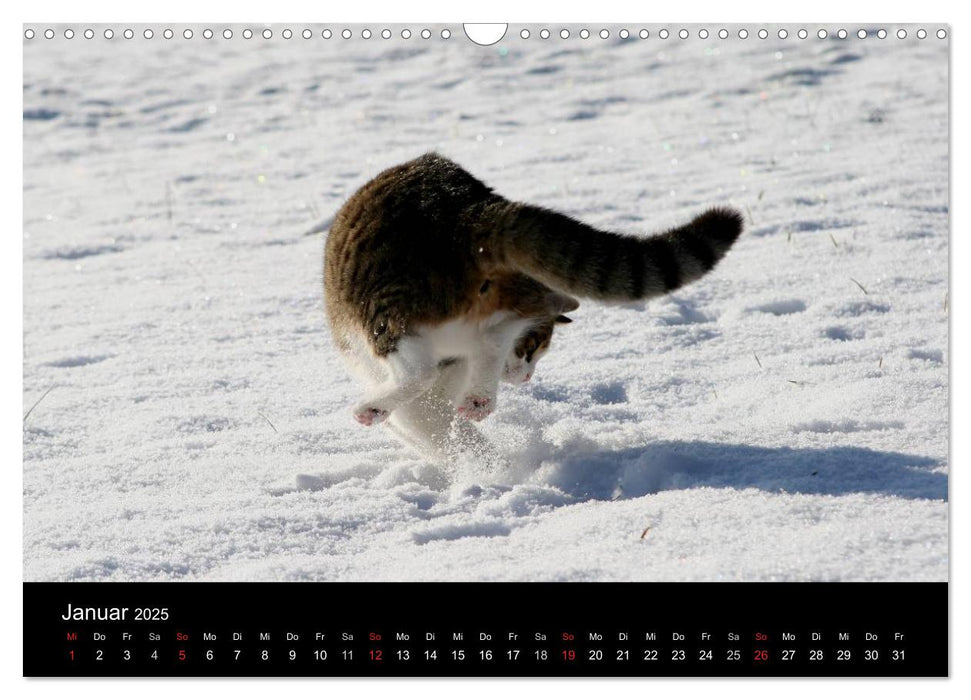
[353,403,390,427]
[457,395,494,421]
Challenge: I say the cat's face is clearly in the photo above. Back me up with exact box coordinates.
[502,315,572,384]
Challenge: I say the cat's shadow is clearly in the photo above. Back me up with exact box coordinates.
[537,440,946,502]
[286,439,946,506]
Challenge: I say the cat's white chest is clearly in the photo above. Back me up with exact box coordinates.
[416,312,526,361]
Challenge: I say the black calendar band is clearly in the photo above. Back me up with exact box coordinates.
[23,581,947,677]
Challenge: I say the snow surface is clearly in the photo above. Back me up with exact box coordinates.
[23,25,948,581]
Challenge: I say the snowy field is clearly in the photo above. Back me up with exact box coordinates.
[23,25,948,581]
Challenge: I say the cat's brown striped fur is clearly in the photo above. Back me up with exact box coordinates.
[325,152,741,358]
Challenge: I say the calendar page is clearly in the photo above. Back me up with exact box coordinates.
[22,21,948,677]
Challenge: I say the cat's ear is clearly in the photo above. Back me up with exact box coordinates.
[555,315,573,324]
[545,291,580,314]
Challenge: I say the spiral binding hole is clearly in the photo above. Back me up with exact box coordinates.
[20,24,951,44]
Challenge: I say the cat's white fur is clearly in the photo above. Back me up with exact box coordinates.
[346,311,541,461]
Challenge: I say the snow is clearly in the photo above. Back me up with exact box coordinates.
[23,25,947,582]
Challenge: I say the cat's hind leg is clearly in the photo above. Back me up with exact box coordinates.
[385,358,470,454]
[459,317,532,422]
[352,337,439,426]
[387,359,502,465]
[457,352,501,422]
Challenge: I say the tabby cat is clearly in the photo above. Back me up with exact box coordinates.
[324,153,742,460]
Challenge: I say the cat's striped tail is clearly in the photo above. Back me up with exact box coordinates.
[492,202,743,302]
